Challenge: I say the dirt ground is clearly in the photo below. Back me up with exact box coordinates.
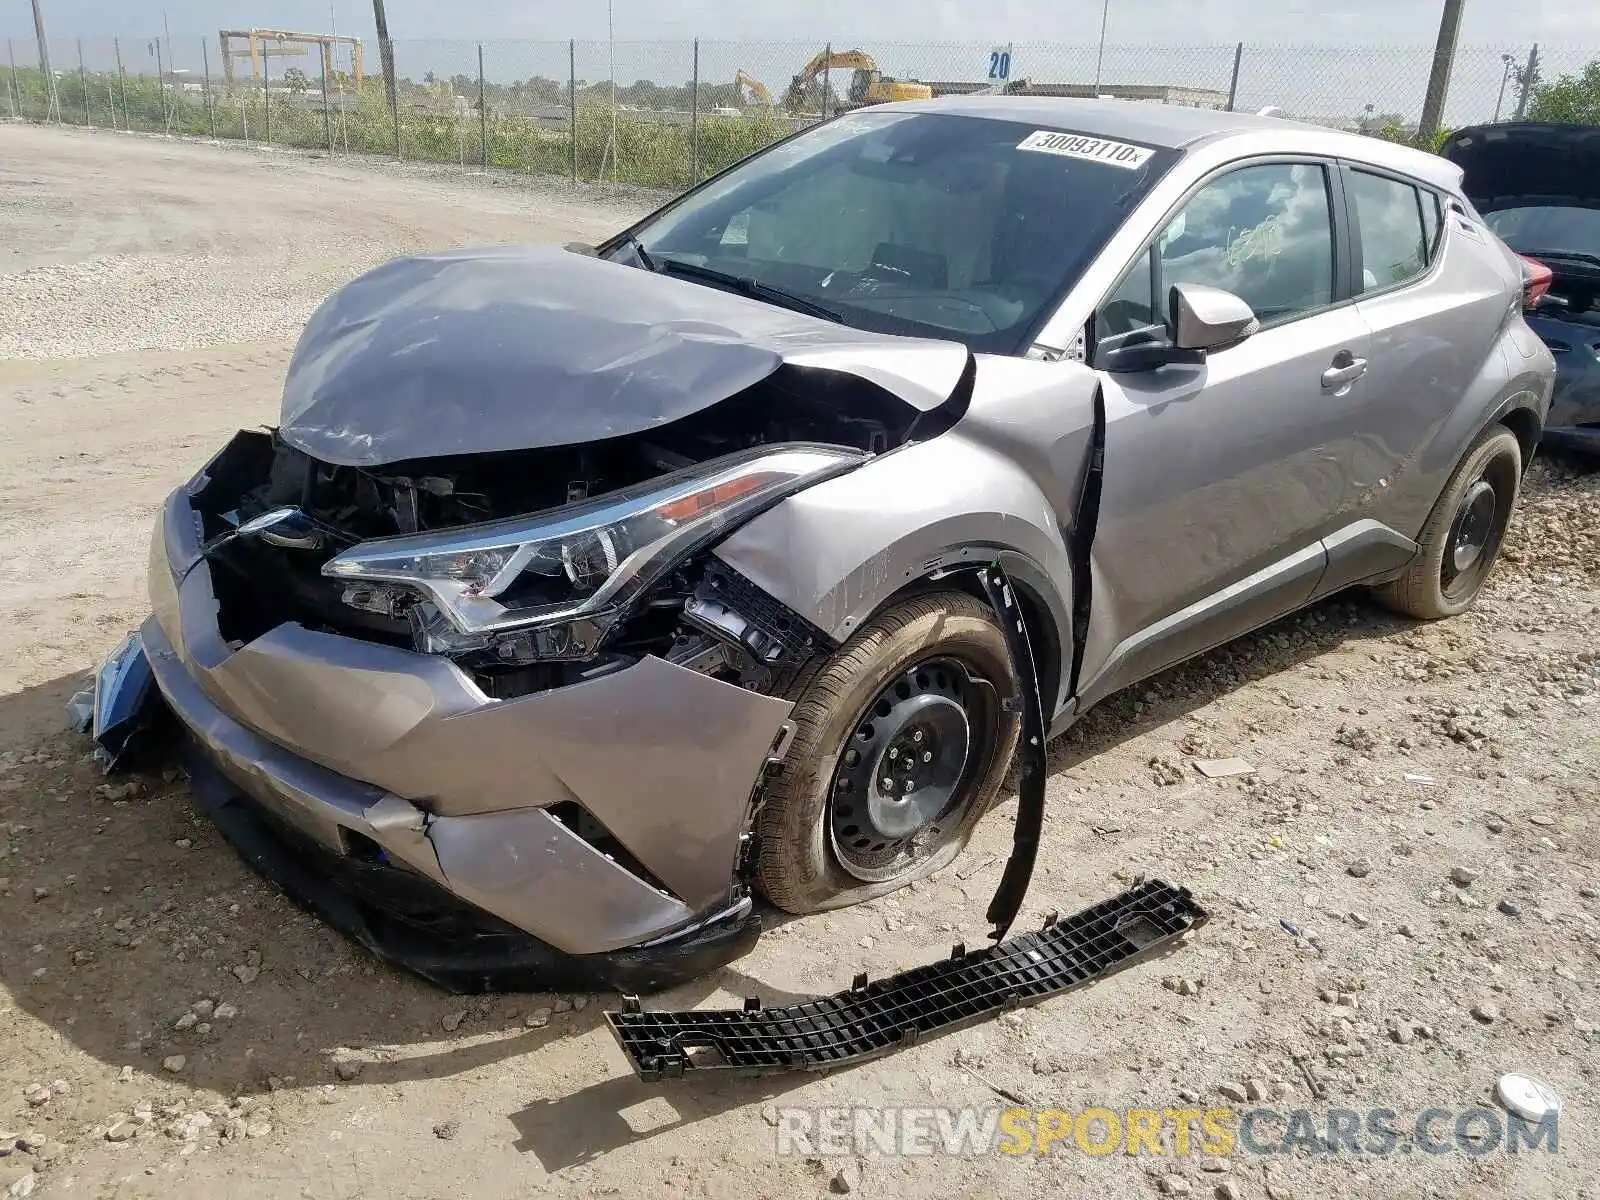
[1,124,1597,1200]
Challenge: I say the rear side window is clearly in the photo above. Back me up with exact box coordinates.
[1350,170,1429,293]
[1421,191,1442,255]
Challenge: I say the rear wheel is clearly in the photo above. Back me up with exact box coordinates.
[1374,426,1521,620]
[753,591,1020,914]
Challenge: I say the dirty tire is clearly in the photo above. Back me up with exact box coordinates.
[1374,426,1522,620]
[754,590,1021,915]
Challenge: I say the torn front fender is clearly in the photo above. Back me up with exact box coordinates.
[712,354,1100,719]
[278,245,971,467]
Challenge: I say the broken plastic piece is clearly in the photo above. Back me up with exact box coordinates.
[976,563,1048,943]
[67,683,95,733]
[604,879,1206,1080]
[70,630,161,773]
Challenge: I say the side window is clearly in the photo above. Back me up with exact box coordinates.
[1157,162,1336,324]
[1095,247,1157,339]
[1349,169,1429,292]
[1420,190,1442,258]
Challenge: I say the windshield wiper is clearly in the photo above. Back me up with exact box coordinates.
[616,233,660,272]
[654,257,844,324]
[1516,248,1600,268]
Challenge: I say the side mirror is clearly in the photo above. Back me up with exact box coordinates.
[1101,334,1198,374]
[1169,282,1259,352]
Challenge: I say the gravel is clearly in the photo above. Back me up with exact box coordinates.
[1,123,1597,1200]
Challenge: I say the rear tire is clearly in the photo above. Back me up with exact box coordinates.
[1374,426,1521,620]
[753,591,1020,915]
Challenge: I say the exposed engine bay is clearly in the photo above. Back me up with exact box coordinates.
[192,367,925,701]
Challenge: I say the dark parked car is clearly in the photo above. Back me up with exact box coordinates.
[85,99,1555,992]
[1445,122,1600,453]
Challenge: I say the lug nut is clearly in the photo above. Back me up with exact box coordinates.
[887,747,898,760]
[922,750,933,763]
[912,730,925,743]
[881,778,894,791]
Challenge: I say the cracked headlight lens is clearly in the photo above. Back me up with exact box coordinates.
[321,443,864,637]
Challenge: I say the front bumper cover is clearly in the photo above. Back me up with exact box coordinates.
[182,738,761,994]
[133,486,796,989]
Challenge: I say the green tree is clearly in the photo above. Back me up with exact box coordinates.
[282,66,310,95]
[1526,60,1600,124]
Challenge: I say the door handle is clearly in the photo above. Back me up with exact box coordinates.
[1321,355,1368,391]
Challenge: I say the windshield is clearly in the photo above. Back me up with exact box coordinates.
[1481,205,1600,257]
[618,110,1178,354]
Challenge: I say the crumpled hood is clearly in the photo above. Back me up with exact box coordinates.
[279,244,971,467]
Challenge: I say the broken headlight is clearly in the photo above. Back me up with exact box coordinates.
[321,444,865,644]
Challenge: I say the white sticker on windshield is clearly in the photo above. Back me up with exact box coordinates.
[1016,130,1154,169]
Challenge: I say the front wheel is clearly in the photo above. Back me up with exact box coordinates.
[1374,426,1522,620]
[753,591,1020,915]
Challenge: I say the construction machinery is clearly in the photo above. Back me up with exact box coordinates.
[734,70,774,108]
[219,28,364,89]
[782,49,932,116]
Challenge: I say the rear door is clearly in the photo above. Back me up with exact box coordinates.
[1078,157,1373,703]
[1336,163,1516,590]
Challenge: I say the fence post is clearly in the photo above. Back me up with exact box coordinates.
[154,37,165,130]
[690,38,699,188]
[321,43,333,152]
[478,43,488,171]
[262,44,270,144]
[1513,43,1539,120]
[568,38,577,182]
[823,42,831,121]
[77,38,90,127]
[1226,42,1243,112]
[202,37,216,138]
[114,37,128,130]
[385,38,400,159]
[5,38,17,121]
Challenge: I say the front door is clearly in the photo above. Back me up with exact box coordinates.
[1077,159,1373,704]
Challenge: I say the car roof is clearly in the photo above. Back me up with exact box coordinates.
[879,95,1465,193]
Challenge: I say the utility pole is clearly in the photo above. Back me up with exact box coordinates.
[1418,0,1465,144]
[30,0,58,116]
[1513,44,1539,120]
[372,0,398,133]
[1094,0,1111,92]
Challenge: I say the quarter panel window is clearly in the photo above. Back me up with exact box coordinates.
[1156,163,1336,324]
[1350,170,1428,292]
[1421,190,1441,256]
[1096,247,1157,338]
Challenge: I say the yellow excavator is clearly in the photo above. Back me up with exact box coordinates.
[733,69,774,108]
[782,49,932,115]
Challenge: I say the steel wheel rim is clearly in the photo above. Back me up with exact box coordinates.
[1446,478,1497,579]
[827,656,991,883]
[1439,442,1522,606]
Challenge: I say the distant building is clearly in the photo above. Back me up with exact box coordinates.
[928,81,1229,109]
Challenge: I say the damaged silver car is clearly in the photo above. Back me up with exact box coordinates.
[89,98,1554,993]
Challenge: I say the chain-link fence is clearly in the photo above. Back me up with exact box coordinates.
[2,36,1593,191]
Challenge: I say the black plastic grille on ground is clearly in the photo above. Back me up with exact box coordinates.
[605,879,1205,1080]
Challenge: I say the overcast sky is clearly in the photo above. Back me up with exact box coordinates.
[11,1,1599,125]
[11,0,1600,46]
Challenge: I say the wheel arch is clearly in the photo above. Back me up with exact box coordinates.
[868,555,1065,730]
[1497,402,1542,473]
[711,433,1079,720]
